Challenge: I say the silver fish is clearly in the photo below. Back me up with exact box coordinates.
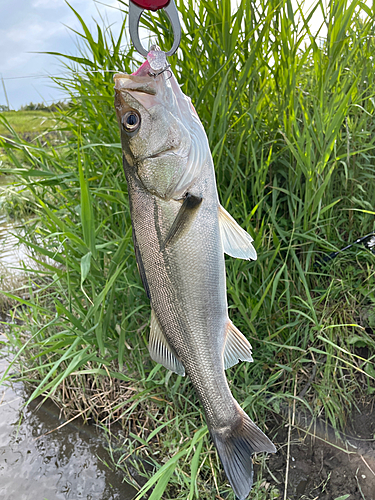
[114,49,276,500]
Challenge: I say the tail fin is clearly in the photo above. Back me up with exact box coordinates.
[210,410,276,500]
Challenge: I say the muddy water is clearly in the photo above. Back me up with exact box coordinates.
[0,346,137,500]
[0,203,137,500]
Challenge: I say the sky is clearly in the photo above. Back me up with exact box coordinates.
[0,0,125,109]
[0,0,327,110]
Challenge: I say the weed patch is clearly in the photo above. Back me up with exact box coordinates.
[0,0,374,497]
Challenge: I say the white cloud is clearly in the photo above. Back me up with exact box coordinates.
[0,18,68,75]
[3,20,65,46]
[0,0,125,108]
[31,0,66,8]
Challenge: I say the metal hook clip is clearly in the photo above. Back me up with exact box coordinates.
[129,0,181,58]
[148,63,172,78]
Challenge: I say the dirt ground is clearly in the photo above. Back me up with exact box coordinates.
[264,398,375,499]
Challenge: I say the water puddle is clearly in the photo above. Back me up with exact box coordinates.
[0,176,39,275]
[0,214,33,273]
[0,344,137,500]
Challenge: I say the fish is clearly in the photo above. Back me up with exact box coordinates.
[114,48,276,500]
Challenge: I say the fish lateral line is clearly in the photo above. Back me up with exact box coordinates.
[161,192,203,250]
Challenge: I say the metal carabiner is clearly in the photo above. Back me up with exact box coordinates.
[129,0,181,58]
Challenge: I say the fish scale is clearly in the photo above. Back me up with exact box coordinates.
[114,51,276,500]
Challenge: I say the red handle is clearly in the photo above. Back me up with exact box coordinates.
[130,0,170,11]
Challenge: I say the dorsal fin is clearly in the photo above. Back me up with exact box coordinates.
[224,320,253,369]
[148,309,185,376]
[219,205,257,261]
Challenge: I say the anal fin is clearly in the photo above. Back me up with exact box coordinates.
[219,205,257,261]
[224,320,253,369]
[149,309,185,376]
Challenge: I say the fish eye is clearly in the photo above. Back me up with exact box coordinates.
[122,111,141,133]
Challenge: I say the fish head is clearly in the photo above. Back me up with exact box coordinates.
[114,58,208,199]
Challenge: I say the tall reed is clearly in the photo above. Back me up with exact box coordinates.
[1,0,375,497]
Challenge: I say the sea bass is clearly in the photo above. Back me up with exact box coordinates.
[114,49,276,500]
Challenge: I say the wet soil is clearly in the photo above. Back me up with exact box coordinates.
[265,399,375,499]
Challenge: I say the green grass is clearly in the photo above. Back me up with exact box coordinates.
[0,0,374,498]
[0,110,58,136]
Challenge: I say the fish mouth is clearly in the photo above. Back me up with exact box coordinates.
[114,74,156,95]
[124,86,156,96]
[114,85,156,97]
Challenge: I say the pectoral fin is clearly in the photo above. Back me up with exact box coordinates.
[162,193,202,249]
[219,205,257,260]
[224,320,253,369]
[149,309,185,376]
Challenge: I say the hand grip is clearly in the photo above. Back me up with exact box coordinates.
[130,0,170,11]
